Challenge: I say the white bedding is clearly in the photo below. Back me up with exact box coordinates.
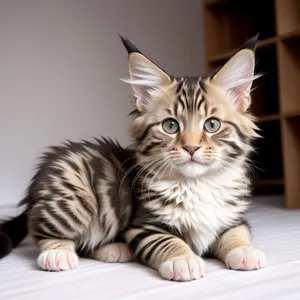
[1,195,300,300]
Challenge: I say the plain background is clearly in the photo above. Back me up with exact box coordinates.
[0,0,205,206]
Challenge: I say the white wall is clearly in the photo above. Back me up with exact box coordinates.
[0,0,205,206]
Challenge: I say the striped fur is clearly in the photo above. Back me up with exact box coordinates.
[0,35,266,281]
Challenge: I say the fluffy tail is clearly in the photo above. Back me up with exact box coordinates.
[0,212,28,259]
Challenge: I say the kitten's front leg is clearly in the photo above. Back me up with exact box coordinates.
[125,225,205,281]
[213,223,266,270]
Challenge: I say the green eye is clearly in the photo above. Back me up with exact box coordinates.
[162,118,179,134]
[204,117,221,133]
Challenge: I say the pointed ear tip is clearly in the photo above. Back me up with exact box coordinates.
[118,33,129,46]
[241,33,260,52]
[118,34,140,55]
[118,33,124,39]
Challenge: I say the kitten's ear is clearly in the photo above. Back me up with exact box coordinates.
[211,34,260,112]
[119,35,171,111]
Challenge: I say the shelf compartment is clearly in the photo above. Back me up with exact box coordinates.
[204,0,276,58]
[281,116,300,208]
[258,114,280,122]
[251,120,284,182]
[250,44,280,117]
[276,0,300,36]
[258,179,284,186]
[254,179,284,196]
[278,38,300,114]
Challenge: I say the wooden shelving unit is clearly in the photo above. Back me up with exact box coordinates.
[202,0,300,208]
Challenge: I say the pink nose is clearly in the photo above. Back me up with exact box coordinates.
[183,146,200,155]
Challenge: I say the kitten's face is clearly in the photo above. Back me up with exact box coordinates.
[120,36,260,178]
[130,78,258,178]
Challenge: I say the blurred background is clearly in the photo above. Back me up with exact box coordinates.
[0,0,204,206]
[1,0,299,210]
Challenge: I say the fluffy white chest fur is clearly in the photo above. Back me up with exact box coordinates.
[147,167,250,254]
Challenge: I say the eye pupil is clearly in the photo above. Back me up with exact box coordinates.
[204,117,221,133]
[162,118,179,134]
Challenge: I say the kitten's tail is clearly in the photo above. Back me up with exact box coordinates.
[0,211,28,259]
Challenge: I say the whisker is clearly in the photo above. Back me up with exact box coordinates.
[144,159,173,203]
[139,158,165,195]
[118,153,162,200]
[130,155,164,198]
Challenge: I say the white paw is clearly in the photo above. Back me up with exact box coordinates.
[93,243,133,263]
[225,246,266,271]
[37,249,78,271]
[159,255,205,282]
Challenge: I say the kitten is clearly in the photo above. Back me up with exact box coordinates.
[0,34,266,281]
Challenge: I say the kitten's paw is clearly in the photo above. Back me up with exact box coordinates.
[37,249,78,271]
[159,255,205,281]
[225,246,266,271]
[93,243,133,263]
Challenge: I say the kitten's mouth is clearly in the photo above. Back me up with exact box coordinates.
[188,158,199,164]
[178,158,208,166]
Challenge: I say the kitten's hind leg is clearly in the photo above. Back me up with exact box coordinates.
[213,223,266,271]
[92,243,134,263]
[37,239,78,271]
[30,201,83,272]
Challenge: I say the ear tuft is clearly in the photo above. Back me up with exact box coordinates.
[239,33,259,52]
[119,34,141,56]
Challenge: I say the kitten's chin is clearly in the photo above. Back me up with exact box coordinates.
[175,162,211,178]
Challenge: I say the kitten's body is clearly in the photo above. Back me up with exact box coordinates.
[22,139,137,254]
[0,35,266,281]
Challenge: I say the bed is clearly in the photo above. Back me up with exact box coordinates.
[1,195,300,300]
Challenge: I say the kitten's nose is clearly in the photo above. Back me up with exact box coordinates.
[183,146,200,155]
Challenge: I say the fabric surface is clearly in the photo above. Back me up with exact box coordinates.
[1,195,299,300]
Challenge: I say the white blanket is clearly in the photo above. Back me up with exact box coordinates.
[1,195,300,300]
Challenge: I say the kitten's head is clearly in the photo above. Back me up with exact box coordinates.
[120,35,261,178]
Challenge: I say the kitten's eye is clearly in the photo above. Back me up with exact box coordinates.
[204,117,221,133]
[162,118,179,134]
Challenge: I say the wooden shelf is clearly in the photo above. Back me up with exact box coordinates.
[208,32,300,66]
[281,117,300,208]
[278,37,300,116]
[203,0,300,208]
[204,0,227,6]
[276,0,300,36]
[258,179,284,186]
[258,36,278,49]
[209,37,278,64]
[283,112,300,119]
[258,114,280,122]
[280,31,300,42]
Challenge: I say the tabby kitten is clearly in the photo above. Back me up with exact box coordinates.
[0,35,266,281]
